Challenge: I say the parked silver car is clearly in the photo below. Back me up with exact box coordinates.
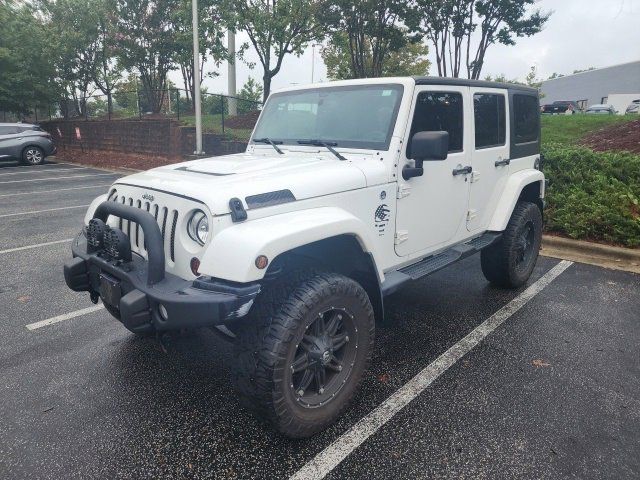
[0,123,57,165]
[585,104,616,115]
[625,100,640,114]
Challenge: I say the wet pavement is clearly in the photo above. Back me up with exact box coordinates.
[1,159,638,479]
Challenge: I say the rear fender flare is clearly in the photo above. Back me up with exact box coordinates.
[487,170,545,232]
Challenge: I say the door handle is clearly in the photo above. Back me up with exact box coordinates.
[452,165,472,176]
[495,158,510,167]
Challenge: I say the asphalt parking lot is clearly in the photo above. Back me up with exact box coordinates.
[1,159,639,480]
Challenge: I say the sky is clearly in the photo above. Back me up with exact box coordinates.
[171,0,640,96]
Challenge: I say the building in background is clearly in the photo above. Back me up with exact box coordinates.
[540,61,640,114]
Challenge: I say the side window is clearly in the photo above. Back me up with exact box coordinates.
[513,94,539,144]
[474,93,506,149]
[407,91,463,156]
[0,126,17,135]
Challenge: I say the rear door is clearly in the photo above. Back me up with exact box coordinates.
[467,88,510,233]
[0,126,19,158]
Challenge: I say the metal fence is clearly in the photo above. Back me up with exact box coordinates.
[1,89,262,139]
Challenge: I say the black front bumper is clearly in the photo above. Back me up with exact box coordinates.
[63,203,260,333]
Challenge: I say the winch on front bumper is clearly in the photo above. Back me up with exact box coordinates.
[63,202,260,334]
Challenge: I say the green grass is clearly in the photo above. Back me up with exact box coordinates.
[180,114,253,141]
[541,114,636,146]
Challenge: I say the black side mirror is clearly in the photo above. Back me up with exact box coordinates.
[403,131,449,180]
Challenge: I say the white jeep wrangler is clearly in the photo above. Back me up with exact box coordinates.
[64,77,544,438]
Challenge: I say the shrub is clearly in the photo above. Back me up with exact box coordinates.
[542,143,640,247]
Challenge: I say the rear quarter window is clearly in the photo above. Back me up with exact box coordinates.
[513,94,539,144]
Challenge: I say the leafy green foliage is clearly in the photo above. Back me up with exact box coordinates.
[322,32,430,80]
[319,0,418,79]
[237,77,263,114]
[223,0,323,100]
[0,1,57,114]
[413,0,550,79]
[542,144,640,247]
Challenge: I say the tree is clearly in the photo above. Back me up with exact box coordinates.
[0,1,57,115]
[319,0,418,79]
[114,0,181,113]
[237,76,263,114]
[322,32,430,80]
[41,0,122,118]
[223,0,324,100]
[414,0,550,79]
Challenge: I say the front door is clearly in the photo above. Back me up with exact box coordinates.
[395,86,472,257]
[467,88,510,232]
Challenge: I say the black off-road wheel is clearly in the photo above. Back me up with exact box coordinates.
[481,201,542,288]
[231,272,375,438]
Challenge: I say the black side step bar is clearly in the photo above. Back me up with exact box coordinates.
[381,232,501,296]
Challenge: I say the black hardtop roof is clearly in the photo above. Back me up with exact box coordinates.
[413,76,538,94]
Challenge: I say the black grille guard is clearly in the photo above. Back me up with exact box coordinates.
[93,201,165,285]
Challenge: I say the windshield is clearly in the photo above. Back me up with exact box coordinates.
[251,84,404,150]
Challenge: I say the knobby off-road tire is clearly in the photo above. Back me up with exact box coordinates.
[481,201,542,288]
[231,272,375,438]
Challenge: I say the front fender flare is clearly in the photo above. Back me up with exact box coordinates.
[487,169,545,232]
[200,207,384,283]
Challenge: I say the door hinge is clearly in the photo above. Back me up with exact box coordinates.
[395,230,409,245]
[397,184,411,199]
[471,170,481,183]
[467,209,478,221]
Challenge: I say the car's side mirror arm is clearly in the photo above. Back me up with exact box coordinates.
[402,159,424,180]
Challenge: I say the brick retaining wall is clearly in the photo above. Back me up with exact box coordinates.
[41,119,246,158]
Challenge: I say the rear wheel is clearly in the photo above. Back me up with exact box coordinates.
[232,272,375,438]
[21,146,45,165]
[481,201,542,288]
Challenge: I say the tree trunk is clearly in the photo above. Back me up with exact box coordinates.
[263,73,271,102]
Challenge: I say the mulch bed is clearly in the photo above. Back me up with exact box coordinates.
[225,110,260,129]
[53,147,180,171]
[580,118,640,154]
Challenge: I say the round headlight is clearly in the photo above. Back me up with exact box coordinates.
[187,210,209,245]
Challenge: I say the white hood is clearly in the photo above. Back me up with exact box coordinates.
[113,152,370,215]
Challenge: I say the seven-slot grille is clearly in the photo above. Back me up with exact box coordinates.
[107,189,178,262]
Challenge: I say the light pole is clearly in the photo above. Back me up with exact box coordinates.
[311,43,319,83]
[192,0,204,155]
[228,30,237,116]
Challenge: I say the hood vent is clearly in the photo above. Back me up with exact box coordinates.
[245,190,296,209]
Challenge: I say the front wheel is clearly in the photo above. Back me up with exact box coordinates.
[232,272,375,438]
[481,201,542,288]
[22,146,45,165]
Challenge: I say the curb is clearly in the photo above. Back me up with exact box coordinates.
[541,235,640,274]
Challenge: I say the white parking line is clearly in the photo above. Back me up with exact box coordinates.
[0,167,87,176]
[0,204,89,218]
[0,162,72,171]
[290,260,574,480]
[0,238,73,255]
[26,305,104,331]
[0,172,117,184]
[0,183,113,198]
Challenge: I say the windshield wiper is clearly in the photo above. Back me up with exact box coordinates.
[297,139,347,161]
[253,137,284,154]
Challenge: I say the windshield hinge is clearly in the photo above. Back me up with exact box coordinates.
[395,230,409,245]
[397,184,411,199]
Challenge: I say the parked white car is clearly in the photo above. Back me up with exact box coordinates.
[64,77,545,438]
